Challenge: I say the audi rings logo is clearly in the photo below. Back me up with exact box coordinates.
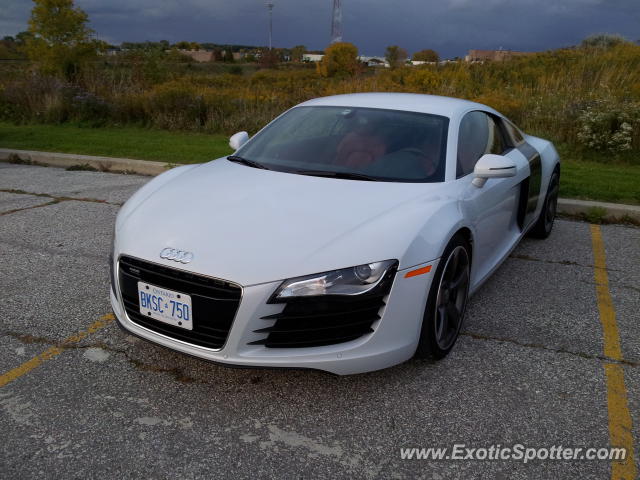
[160,247,194,264]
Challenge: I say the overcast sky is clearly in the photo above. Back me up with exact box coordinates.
[2,0,638,57]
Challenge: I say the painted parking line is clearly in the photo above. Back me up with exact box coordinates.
[590,224,637,480]
[0,313,114,389]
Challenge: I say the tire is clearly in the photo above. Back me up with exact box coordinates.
[414,234,471,360]
[529,168,560,239]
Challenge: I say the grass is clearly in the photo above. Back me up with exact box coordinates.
[0,122,231,163]
[559,159,640,205]
[1,122,638,205]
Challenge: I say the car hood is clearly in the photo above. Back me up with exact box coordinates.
[117,159,452,286]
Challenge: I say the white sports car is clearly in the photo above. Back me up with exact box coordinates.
[110,93,560,375]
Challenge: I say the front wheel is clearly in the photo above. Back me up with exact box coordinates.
[414,235,471,360]
[529,169,560,239]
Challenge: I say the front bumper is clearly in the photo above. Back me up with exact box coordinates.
[111,259,437,375]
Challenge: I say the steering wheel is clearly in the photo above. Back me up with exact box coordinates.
[396,148,437,177]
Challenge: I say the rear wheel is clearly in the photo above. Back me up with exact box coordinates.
[415,235,471,359]
[529,169,559,239]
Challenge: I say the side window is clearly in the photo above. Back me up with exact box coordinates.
[487,115,506,154]
[503,119,525,146]
[457,111,506,178]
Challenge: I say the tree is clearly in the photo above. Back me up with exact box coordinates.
[385,45,408,69]
[412,49,439,63]
[16,31,35,46]
[25,0,98,80]
[581,34,629,49]
[258,48,279,69]
[291,45,306,62]
[0,36,25,59]
[317,42,359,77]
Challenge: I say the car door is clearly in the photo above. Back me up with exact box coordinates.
[502,119,543,230]
[455,111,529,287]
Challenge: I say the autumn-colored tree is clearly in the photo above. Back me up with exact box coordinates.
[258,48,279,69]
[412,49,439,63]
[385,45,408,69]
[317,42,359,77]
[175,41,201,51]
[25,0,99,80]
[291,45,306,62]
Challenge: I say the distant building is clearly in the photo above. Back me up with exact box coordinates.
[464,49,536,62]
[178,49,214,62]
[303,53,325,62]
[358,55,388,67]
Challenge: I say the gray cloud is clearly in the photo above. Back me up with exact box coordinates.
[1,0,638,57]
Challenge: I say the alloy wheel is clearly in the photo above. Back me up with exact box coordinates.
[434,246,470,350]
[544,174,559,232]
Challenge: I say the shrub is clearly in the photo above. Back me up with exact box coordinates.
[405,68,442,92]
[1,39,640,161]
[581,34,630,49]
[68,88,110,124]
[317,42,359,78]
[473,92,525,122]
[1,73,68,122]
[577,100,640,153]
[144,81,206,130]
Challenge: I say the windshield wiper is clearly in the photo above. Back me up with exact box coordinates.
[227,155,270,170]
[294,170,379,181]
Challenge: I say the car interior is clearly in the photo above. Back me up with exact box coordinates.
[254,107,448,182]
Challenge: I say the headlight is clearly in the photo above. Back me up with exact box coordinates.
[274,260,398,299]
[109,225,117,299]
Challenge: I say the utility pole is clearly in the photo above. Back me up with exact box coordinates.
[266,3,274,50]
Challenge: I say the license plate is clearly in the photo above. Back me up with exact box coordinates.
[137,282,193,330]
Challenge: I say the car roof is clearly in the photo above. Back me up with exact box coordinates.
[297,93,499,119]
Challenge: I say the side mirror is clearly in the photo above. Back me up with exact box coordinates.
[472,154,517,188]
[229,131,249,151]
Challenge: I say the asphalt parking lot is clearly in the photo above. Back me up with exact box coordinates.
[0,161,638,479]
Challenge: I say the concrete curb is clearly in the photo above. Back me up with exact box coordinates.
[0,148,168,176]
[556,198,640,222]
[1,148,639,222]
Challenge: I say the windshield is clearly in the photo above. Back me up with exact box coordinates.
[235,106,449,182]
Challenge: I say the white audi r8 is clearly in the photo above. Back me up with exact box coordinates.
[110,93,560,375]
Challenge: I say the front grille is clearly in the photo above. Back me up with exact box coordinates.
[118,256,241,349]
[249,267,396,348]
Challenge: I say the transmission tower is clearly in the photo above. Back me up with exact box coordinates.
[266,3,274,50]
[331,0,343,44]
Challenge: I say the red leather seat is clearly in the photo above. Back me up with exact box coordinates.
[335,132,387,168]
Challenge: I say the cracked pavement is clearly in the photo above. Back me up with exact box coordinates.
[0,162,638,479]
